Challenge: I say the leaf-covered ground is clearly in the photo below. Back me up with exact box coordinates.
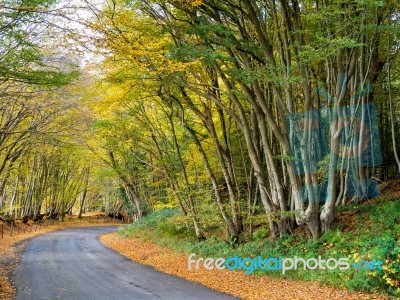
[100,233,389,300]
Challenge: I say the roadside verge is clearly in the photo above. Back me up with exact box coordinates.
[100,233,388,300]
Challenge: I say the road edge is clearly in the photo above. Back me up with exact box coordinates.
[100,232,391,300]
[0,223,118,300]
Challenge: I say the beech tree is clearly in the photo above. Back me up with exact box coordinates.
[86,0,399,240]
[2,0,398,242]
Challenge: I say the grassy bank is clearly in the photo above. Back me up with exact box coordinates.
[117,197,400,298]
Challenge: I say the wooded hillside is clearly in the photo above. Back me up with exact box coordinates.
[0,0,399,242]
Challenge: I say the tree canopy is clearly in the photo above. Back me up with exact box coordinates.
[1,0,399,242]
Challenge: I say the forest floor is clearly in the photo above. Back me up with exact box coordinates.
[2,180,398,300]
[0,214,121,300]
[100,233,389,300]
[100,179,400,300]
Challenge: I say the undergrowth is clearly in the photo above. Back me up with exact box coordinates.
[119,198,400,297]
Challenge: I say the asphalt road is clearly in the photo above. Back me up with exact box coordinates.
[12,227,236,300]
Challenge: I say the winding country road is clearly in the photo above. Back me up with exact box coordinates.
[12,227,235,300]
